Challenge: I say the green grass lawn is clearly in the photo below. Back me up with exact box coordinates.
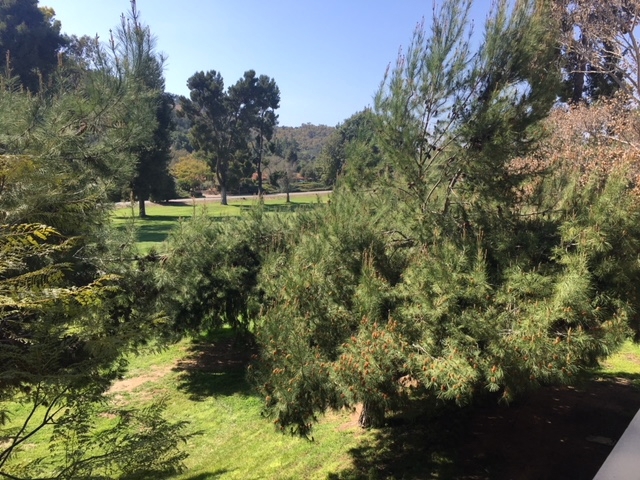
[112,194,328,251]
[3,338,640,479]
[598,340,640,387]
[105,334,369,480]
[88,339,640,480]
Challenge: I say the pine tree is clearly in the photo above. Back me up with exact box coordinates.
[113,1,175,216]
[181,69,279,203]
[0,0,66,92]
[252,0,637,434]
[181,70,237,205]
[0,4,189,476]
[247,72,280,198]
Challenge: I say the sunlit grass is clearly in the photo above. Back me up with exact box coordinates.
[5,337,640,478]
[598,340,640,387]
[111,194,328,251]
[107,336,367,480]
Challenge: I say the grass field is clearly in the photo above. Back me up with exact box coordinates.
[599,341,640,386]
[112,194,328,251]
[112,339,640,479]
[112,334,368,480]
[84,339,640,480]
[3,335,640,479]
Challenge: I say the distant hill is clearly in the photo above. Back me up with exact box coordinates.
[276,124,335,162]
[167,101,336,185]
[270,123,335,181]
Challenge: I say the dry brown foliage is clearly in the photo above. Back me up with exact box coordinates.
[512,95,640,200]
[554,0,640,98]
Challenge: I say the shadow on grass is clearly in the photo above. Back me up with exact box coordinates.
[136,214,228,224]
[136,222,181,243]
[118,215,228,245]
[236,202,321,214]
[328,401,468,480]
[139,215,187,222]
[113,215,182,243]
[596,371,640,388]
[115,214,187,223]
[179,469,230,480]
[329,377,640,480]
[158,200,202,207]
[173,331,257,401]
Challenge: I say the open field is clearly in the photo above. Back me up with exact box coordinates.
[116,334,368,480]
[112,193,329,251]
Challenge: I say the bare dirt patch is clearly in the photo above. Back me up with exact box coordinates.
[172,336,256,399]
[623,353,640,365]
[173,337,254,373]
[325,404,364,433]
[107,365,173,394]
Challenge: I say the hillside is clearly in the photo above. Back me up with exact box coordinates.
[268,123,335,181]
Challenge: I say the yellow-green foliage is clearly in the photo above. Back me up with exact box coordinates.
[170,154,211,191]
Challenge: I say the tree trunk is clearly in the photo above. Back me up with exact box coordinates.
[216,165,228,206]
[257,157,263,200]
[256,132,264,201]
[286,190,290,203]
[358,400,385,429]
[220,184,228,206]
[138,196,146,218]
[572,66,585,104]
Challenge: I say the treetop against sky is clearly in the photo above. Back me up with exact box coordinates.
[42,0,490,127]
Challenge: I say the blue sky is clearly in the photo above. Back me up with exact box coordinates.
[42,1,489,127]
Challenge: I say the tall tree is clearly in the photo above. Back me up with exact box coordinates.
[171,95,194,152]
[113,1,174,216]
[554,0,640,102]
[279,147,298,203]
[253,0,618,434]
[0,3,190,476]
[181,70,233,205]
[0,0,66,91]
[317,109,382,187]
[181,69,278,204]
[248,72,280,197]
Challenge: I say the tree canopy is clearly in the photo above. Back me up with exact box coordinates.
[0,0,66,91]
[250,0,640,434]
[114,2,175,214]
[0,2,189,477]
[555,0,640,102]
[180,69,280,203]
[317,109,382,187]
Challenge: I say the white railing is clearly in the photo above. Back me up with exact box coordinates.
[593,408,640,479]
